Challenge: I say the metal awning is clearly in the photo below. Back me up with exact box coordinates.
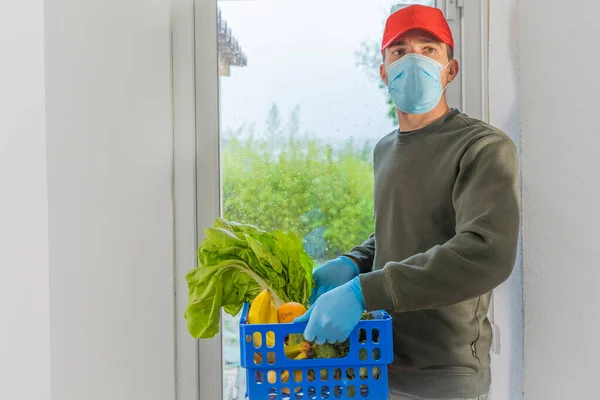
[217,8,247,76]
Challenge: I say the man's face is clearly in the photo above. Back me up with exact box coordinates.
[380,29,458,89]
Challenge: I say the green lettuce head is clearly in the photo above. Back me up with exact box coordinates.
[184,218,314,339]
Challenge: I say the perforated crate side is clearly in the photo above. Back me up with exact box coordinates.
[239,303,393,400]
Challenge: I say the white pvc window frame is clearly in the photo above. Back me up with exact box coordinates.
[171,1,489,399]
[172,0,222,399]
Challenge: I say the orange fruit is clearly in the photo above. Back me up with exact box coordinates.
[277,302,307,323]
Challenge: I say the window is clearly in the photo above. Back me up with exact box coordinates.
[173,0,487,399]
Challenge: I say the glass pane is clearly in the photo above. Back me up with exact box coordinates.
[217,1,441,398]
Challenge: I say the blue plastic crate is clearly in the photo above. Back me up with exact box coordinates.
[239,302,393,400]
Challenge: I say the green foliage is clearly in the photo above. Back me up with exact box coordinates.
[185,217,314,338]
[221,105,374,263]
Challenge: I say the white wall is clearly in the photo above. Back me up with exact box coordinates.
[44,0,176,399]
[0,2,52,400]
[519,0,600,398]
[487,1,523,399]
[2,1,176,399]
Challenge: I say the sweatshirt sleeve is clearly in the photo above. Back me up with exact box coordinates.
[359,135,520,312]
[343,233,376,274]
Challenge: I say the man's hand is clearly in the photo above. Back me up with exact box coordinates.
[310,256,359,303]
[295,277,364,344]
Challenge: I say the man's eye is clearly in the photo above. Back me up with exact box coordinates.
[393,49,406,56]
[424,47,437,54]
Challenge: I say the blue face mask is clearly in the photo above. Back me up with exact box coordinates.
[386,53,450,115]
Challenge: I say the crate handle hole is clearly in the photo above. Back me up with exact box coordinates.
[307,386,317,400]
[333,385,343,398]
[358,328,367,344]
[333,368,342,381]
[283,334,310,360]
[372,348,381,361]
[347,384,357,398]
[267,370,277,384]
[253,352,262,365]
[371,328,380,344]
[358,348,368,361]
[372,367,381,380]
[346,367,355,381]
[320,368,328,381]
[360,384,369,398]
[320,386,330,399]
[359,367,368,380]
[307,368,316,382]
[253,332,262,348]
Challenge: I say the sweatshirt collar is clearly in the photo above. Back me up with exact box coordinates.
[396,109,460,144]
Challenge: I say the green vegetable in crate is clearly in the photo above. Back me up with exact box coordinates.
[361,311,375,320]
[281,313,380,362]
[348,385,356,398]
[321,369,328,381]
[184,218,314,338]
[284,340,311,359]
[373,367,381,379]
[359,367,368,380]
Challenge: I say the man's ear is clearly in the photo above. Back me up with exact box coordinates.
[380,63,388,86]
[446,59,459,84]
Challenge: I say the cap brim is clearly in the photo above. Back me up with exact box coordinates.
[381,27,448,52]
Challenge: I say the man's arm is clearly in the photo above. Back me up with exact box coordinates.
[359,134,520,312]
[343,234,375,274]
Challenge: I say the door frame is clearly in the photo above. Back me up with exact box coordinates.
[172,0,222,399]
[171,1,489,399]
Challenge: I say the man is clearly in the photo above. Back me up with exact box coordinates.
[295,5,519,400]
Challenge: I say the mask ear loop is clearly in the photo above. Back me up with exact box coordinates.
[440,60,452,92]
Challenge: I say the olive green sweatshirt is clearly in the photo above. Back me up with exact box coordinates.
[344,109,520,398]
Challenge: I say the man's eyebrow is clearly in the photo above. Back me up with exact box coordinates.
[390,38,441,47]
[419,38,441,45]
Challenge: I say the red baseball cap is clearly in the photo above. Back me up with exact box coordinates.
[381,5,454,53]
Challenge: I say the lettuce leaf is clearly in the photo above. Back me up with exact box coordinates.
[185,218,314,339]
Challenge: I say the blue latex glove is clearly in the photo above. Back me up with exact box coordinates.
[295,276,365,344]
[310,256,359,303]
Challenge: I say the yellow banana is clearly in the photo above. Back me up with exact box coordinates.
[253,332,262,348]
[267,370,277,384]
[294,352,308,360]
[267,296,278,324]
[280,371,301,395]
[284,340,311,359]
[248,289,272,347]
[248,289,272,324]
[266,334,275,348]
[266,295,278,347]
[248,289,278,348]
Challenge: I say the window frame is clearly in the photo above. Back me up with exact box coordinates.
[171,0,490,399]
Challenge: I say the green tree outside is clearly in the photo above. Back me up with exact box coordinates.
[221,31,394,264]
[222,104,375,264]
